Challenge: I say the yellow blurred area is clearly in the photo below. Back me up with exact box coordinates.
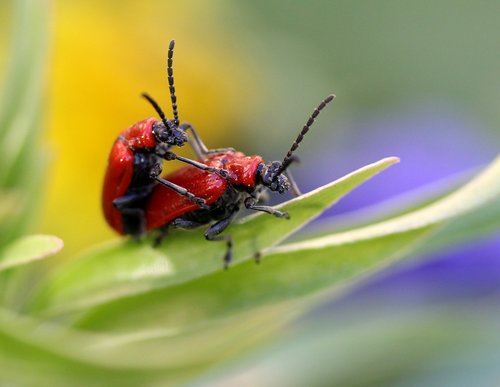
[40,1,256,255]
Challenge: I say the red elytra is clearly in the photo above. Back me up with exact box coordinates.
[145,151,263,230]
[102,118,159,234]
[101,40,227,237]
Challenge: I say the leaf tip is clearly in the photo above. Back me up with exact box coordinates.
[384,156,400,165]
[0,234,64,272]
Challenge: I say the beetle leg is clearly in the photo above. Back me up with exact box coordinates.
[284,169,302,197]
[153,226,169,247]
[154,218,204,247]
[162,152,230,179]
[254,251,262,264]
[112,193,148,209]
[244,197,289,265]
[204,210,239,269]
[180,123,234,158]
[244,197,290,219]
[172,218,204,229]
[119,208,146,238]
[113,190,153,237]
[179,122,208,159]
[154,176,209,210]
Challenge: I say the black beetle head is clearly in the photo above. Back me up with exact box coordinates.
[259,161,290,194]
[153,121,188,147]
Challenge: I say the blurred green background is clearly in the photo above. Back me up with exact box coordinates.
[1,0,498,254]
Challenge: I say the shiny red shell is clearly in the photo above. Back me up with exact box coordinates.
[102,117,158,234]
[145,151,263,230]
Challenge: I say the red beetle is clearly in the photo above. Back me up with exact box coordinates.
[145,94,335,268]
[102,40,227,236]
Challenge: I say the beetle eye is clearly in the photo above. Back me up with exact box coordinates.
[153,122,168,140]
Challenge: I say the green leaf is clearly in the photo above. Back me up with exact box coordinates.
[74,155,499,334]
[0,234,63,272]
[188,298,500,387]
[0,309,176,387]
[0,234,63,311]
[272,153,500,254]
[29,157,399,317]
[30,240,177,314]
[0,304,299,387]
[0,0,51,247]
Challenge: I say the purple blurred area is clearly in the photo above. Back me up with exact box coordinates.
[298,104,498,216]
[315,234,500,316]
[295,104,499,291]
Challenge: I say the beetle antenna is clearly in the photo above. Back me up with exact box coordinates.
[141,92,171,130]
[276,94,335,176]
[167,39,180,126]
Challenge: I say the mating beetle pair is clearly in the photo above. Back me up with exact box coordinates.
[102,41,228,236]
[102,40,334,267]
